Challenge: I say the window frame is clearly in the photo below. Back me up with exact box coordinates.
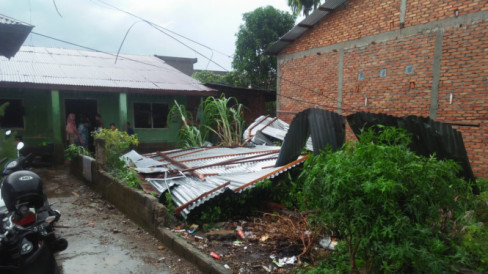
[132,102,169,129]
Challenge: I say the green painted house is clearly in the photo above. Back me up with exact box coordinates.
[0,46,216,162]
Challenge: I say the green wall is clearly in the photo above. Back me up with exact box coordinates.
[0,88,185,148]
[126,93,184,143]
[0,88,54,146]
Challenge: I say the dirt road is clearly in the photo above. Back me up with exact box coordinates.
[36,166,201,274]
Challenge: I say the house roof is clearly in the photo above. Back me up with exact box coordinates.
[0,46,215,94]
[204,83,276,101]
[265,0,348,55]
[0,14,34,59]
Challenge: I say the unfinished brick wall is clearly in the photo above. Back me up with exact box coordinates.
[277,0,488,177]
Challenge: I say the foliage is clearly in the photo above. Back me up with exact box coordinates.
[288,0,322,16]
[168,95,245,148]
[300,126,473,273]
[92,128,139,170]
[164,192,176,216]
[92,129,140,189]
[232,6,295,90]
[192,71,247,88]
[202,95,245,147]
[64,144,92,161]
[0,102,9,117]
[167,101,204,148]
[110,166,141,189]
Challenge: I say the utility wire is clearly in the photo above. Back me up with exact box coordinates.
[31,31,193,75]
[31,29,357,113]
[94,0,231,70]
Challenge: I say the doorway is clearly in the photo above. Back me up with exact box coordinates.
[64,99,98,150]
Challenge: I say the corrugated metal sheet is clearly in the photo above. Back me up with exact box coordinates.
[0,46,214,92]
[266,0,348,55]
[0,14,33,59]
[347,112,479,194]
[123,146,308,218]
[243,115,314,150]
[276,108,345,167]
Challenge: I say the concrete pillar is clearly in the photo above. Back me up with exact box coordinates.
[430,29,444,120]
[337,49,344,115]
[51,90,62,143]
[400,0,407,26]
[119,92,127,130]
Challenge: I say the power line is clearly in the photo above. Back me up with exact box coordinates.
[31,31,194,75]
[93,0,231,70]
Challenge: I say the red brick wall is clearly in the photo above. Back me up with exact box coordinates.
[279,51,339,114]
[282,0,400,54]
[437,21,488,175]
[341,33,435,117]
[277,0,488,177]
[405,0,488,27]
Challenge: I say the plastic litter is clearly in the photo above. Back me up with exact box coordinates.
[210,252,221,260]
[236,226,245,239]
[319,236,338,250]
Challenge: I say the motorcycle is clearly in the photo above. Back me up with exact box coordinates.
[0,138,67,274]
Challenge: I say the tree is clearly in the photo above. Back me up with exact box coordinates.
[288,0,322,16]
[232,6,295,91]
[192,71,247,88]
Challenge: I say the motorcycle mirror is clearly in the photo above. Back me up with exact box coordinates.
[16,142,24,151]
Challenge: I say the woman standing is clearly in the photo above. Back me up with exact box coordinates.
[66,113,82,145]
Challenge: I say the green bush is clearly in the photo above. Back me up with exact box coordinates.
[64,144,92,161]
[92,128,139,170]
[300,126,473,273]
[92,129,140,188]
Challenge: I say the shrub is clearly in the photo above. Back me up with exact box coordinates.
[168,95,245,148]
[92,129,140,188]
[64,144,92,161]
[300,126,472,273]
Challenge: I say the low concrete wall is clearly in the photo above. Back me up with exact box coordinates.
[69,155,230,274]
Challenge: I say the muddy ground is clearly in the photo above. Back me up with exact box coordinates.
[36,167,201,274]
[169,210,333,273]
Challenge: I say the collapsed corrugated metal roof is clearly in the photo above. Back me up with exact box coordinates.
[123,147,308,218]
[347,112,479,194]
[0,14,33,59]
[0,46,214,93]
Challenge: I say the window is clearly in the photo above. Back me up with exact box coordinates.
[133,102,169,128]
[404,65,413,74]
[379,69,387,78]
[0,99,24,129]
[358,71,364,80]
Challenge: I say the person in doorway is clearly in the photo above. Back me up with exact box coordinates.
[78,119,90,149]
[66,113,82,145]
[126,122,134,136]
[110,123,117,131]
[94,113,104,132]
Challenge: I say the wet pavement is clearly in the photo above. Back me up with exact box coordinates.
[35,166,200,274]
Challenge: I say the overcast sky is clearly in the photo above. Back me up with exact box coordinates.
[1,0,300,71]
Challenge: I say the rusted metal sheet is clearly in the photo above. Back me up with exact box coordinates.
[275,108,345,167]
